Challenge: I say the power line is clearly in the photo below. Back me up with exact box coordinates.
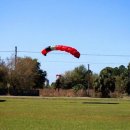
[0,47,129,67]
[0,50,130,57]
[18,51,40,53]
[82,53,130,57]
[44,60,128,65]
[15,51,130,57]
[18,51,130,57]
[0,51,14,52]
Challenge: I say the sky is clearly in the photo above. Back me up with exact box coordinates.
[0,0,130,83]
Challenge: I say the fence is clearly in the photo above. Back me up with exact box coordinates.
[0,88,39,96]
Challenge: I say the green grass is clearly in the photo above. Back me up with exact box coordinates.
[0,97,130,130]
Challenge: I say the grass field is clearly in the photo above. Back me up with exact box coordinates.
[0,97,130,130]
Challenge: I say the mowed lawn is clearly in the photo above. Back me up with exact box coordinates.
[0,97,130,130]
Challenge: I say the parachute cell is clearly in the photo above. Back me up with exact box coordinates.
[41,45,80,58]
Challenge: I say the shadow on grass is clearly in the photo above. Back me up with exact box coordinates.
[82,102,119,104]
[0,100,6,102]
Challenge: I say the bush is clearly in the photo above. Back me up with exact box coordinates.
[73,84,85,92]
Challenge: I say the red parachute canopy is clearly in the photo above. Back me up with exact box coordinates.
[41,45,80,58]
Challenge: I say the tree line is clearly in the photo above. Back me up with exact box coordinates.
[0,56,130,97]
[0,57,47,95]
[53,64,130,97]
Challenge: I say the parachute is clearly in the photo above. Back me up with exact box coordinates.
[41,45,80,58]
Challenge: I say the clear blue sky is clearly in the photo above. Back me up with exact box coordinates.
[0,0,130,83]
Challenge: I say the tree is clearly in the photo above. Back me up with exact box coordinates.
[116,65,128,93]
[119,65,128,77]
[94,67,116,97]
[0,58,8,89]
[125,63,130,95]
[126,80,130,95]
[58,65,92,90]
[8,57,47,89]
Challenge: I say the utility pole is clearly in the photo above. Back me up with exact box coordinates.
[87,64,90,96]
[15,46,17,69]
